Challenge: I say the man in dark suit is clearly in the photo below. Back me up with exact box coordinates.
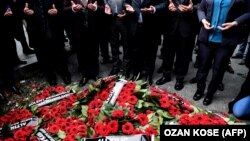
[0,0,22,100]
[124,0,166,85]
[193,0,250,106]
[75,0,106,86]
[24,0,71,85]
[156,0,198,91]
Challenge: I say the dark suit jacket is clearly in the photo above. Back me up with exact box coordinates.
[25,0,65,47]
[165,0,199,38]
[125,0,165,37]
[197,0,250,46]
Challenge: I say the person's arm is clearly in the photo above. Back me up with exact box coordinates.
[197,0,206,22]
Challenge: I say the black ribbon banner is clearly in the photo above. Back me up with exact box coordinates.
[36,128,55,141]
[82,134,152,141]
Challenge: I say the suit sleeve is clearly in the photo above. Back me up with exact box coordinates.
[235,0,250,25]
[197,0,206,22]
[154,0,168,12]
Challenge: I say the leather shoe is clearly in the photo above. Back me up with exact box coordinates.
[79,76,89,87]
[131,72,142,81]
[203,97,213,106]
[9,86,22,95]
[110,68,120,76]
[157,67,163,73]
[48,78,57,86]
[101,58,113,64]
[226,65,234,74]
[232,54,243,59]
[23,48,35,55]
[156,75,171,85]
[174,80,184,91]
[62,74,71,85]
[217,83,224,91]
[142,75,153,85]
[189,77,197,84]
[193,90,204,101]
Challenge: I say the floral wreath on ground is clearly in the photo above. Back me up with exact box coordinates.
[0,76,243,141]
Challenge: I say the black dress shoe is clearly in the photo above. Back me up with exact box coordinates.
[48,78,57,86]
[174,80,184,91]
[227,65,234,74]
[9,86,22,95]
[131,72,142,81]
[156,75,171,85]
[110,68,120,76]
[62,74,71,85]
[232,54,243,59]
[23,48,35,55]
[217,83,224,91]
[194,60,199,68]
[120,70,130,79]
[189,77,198,84]
[203,97,213,106]
[79,77,89,87]
[157,67,163,73]
[15,60,27,65]
[101,59,113,64]
[142,75,153,85]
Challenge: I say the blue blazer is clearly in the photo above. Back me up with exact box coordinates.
[197,0,250,46]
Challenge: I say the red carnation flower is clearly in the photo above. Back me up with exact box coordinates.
[94,122,103,134]
[128,96,138,105]
[48,124,60,134]
[107,120,119,133]
[99,124,110,136]
[55,86,65,93]
[122,122,134,135]
[111,110,124,119]
[159,97,170,108]
[137,113,149,126]
[145,126,157,136]
[100,91,109,100]
[133,129,144,135]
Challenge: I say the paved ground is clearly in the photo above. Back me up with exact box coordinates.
[14,36,248,115]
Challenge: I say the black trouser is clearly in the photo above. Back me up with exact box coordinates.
[77,30,99,78]
[34,37,69,79]
[130,23,159,76]
[162,33,195,80]
[110,18,128,70]
[196,42,236,97]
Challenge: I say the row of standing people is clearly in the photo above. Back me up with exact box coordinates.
[1,0,250,108]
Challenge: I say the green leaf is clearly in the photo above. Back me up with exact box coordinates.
[57,130,66,139]
[31,106,38,113]
[81,105,88,118]
[135,85,141,92]
[135,100,144,109]
[87,127,95,137]
[159,116,163,125]
[156,109,174,119]
[143,102,154,108]
[88,84,95,92]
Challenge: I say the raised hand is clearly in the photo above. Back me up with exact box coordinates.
[87,1,97,11]
[178,0,193,12]
[4,8,13,17]
[141,5,155,14]
[117,10,126,18]
[48,4,58,16]
[124,4,134,13]
[202,19,214,30]
[23,3,34,16]
[168,0,177,12]
[71,1,83,12]
[104,4,112,15]
[217,21,238,31]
